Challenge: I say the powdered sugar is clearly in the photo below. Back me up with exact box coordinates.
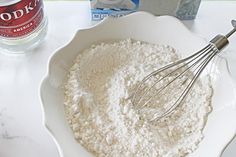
[64,39,213,157]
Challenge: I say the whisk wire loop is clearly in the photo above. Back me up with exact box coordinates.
[132,45,211,107]
[133,44,213,110]
[132,21,236,121]
[151,45,219,121]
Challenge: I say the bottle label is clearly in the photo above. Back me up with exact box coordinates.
[0,0,44,38]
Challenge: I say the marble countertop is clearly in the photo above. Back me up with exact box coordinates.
[0,1,236,157]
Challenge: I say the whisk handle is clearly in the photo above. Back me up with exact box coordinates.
[226,20,236,38]
[210,20,236,51]
[210,35,229,51]
[232,20,236,28]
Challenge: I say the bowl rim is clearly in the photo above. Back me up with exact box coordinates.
[39,11,236,157]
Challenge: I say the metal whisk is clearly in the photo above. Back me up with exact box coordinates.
[132,20,236,122]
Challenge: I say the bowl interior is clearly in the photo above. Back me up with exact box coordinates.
[40,12,236,157]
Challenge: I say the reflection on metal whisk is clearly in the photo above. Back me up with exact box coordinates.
[132,20,236,122]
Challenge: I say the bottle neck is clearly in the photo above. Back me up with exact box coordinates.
[0,0,21,7]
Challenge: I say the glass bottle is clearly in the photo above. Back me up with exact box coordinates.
[0,0,48,54]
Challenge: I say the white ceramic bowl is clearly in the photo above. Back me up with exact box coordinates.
[40,12,236,157]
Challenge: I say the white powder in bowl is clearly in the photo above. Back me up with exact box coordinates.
[64,39,213,157]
